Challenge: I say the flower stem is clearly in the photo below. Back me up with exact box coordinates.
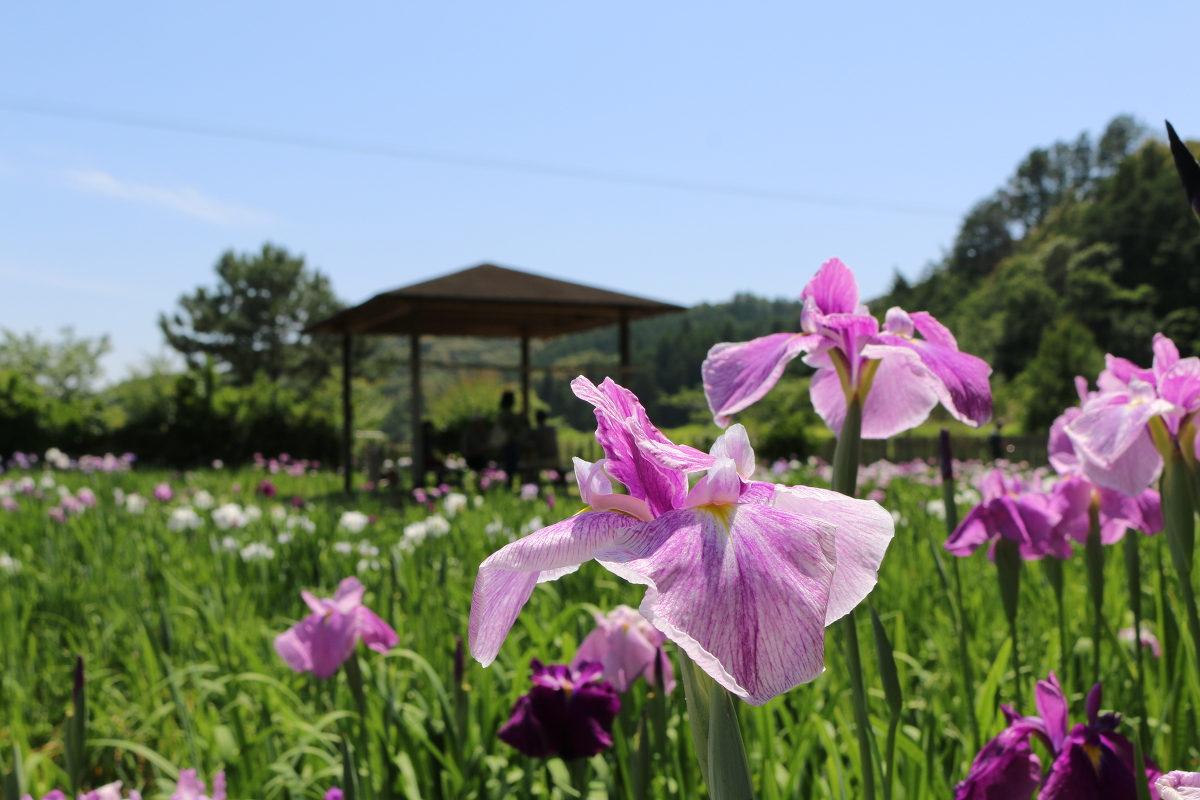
[1162,451,1200,684]
[677,648,756,799]
[1085,506,1105,687]
[1043,557,1067,690]
[831,397,877,800]
[993,538,1023,708]
[1124,533,1151,750]
[939,431,979,752]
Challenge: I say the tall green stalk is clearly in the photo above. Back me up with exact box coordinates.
[939,429,978,751]
[831,397,877,800]
[677,649,755,800]
[1043,557,1067,689]
[1162,450,1200,678]
[1084,505,1105,687]
[993,539,1023,708]
[1124,533,1150,751]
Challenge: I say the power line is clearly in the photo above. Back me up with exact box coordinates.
[0,95,959,219]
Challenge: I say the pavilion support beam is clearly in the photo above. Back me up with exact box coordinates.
[342,334,353,494]
[618,309,631,388]
[410,333,423,489]
[520,334,531,421]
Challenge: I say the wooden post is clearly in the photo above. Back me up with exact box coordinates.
[520,334,531,421]
[618,309,631,387]
[410,332,423,489]
[342,334,353,494]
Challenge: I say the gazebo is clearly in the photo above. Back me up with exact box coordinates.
[306,263,685,490]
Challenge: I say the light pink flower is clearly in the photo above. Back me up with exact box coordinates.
[171,769,225,800]
[571,605,676,694]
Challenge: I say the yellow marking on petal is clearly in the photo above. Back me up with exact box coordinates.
[572,506,595,517]
[1082,742,1101,772]
[702,504,738,531]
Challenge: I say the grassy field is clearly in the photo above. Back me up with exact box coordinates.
[1,459,1196,799]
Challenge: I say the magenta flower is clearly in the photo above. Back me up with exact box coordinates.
[469,377,894,705]
[701,258,992,437]
[274,577,399,679]
[77,487,97,507]
[497,660,620,759]
[571,605,676,694]
[171,770,225,800]
[955,672,1159,800]
[324,789,344,800]
[1118,624,1162,659]
[47,506,66,524]
[20,792,68,800]
[1065,334,1200,496]
[257,479,277,498]
[944,469,1061,560]
[153,483,173,502]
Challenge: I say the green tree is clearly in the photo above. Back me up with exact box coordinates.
[1018,316,1104,432]
[0,327,110,400]
[159,244,344,387]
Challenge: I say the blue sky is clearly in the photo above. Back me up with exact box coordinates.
[1,1,1197,379]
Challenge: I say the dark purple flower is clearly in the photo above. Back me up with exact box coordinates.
[257,479,277,498]
[497,660,620,760]
[291,495,306,508]
[956,672,1160,800]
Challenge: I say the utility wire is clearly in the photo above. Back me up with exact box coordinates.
[0,95,959,219]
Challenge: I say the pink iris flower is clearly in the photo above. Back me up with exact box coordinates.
[153,483,173,502]
[944,469,1061,560]
[274,577,399,679]
[469,377,894,705]
[1156,771,1200,800]
[1065,334,1200,497]
[571,605,676,694]
[955,672,1159,800]
[170,770,226,800]
[1048,402,1162,550]
[701,258,993,437]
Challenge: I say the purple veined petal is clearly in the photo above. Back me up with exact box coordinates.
[800,257,860,314]
[682,458,743,508]
[1078,428,1164,498]
[1099,354,1155,392]
[1097,488,1144,544]
[1035,671,1070,753]
[910,310,961,350]
[1153,332,1181,380]
[599,505,838,705]
[571,377,687,515]
[1158,357,1200,415]
[865,334,993,429]
[1136,489,1163,535]
[573,456,654,521]
[944,504,999,557]
[331,576,366,614]
[814,312,880,362]
[771,485,894,625]
[702,333,823,427]
[304,612,360,679]
[1155,771,1200,800]
[1067,392,1173,469]
[710,424,757,478]
[356,606,399,654]
[469,511,645,666]
[274,622,315,674]
[571,614,659,693]
[882,307,914,337]
[1048,408,1083,476]
[630,423,715,474]
[301,590,330,616]
[573,457,614,503]
[738,480,776,504]
[952,725,1042,800]
[810,356,939,439]
[1012,492,1061,559]
[1050,476,1094,546]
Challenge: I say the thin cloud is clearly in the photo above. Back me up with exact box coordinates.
[0,263,126,297]
[65,169,271,225]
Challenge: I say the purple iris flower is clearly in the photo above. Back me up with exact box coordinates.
[171,770,226,800]
[701,257,993,437]
[1065,334,1200,497]
[944,469,1062,560]
[469,376,894,705]
[497,659,620,759]
[153,483,173,502]
[1048,403,1162,551]
[274,577,399,679]
[571,605,676,694]
[956,672,1160,800]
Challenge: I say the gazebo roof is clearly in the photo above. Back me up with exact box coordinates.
[306,263,685,338]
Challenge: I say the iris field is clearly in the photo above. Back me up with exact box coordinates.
[2,454,1192,799]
